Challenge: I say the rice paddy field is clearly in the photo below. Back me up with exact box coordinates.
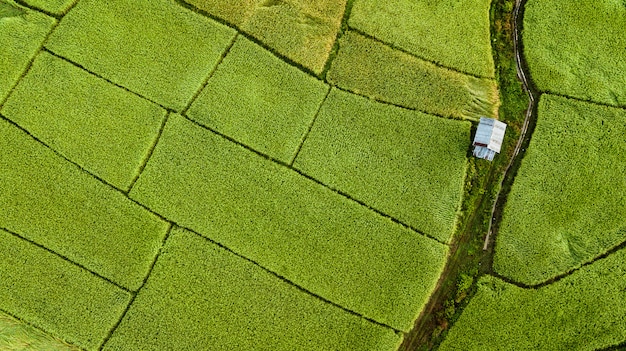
[1,0,625,350]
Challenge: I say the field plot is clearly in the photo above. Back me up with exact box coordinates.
[349,0,495,78]
[130,114,448,331]
[103,228,401,351]
[184,0,347,73]
[2,51,167,191]
[327,31,500,120]
[187,36,329,163]
[0,118,170,290]
[0,1,55,104]
[439,246,626,351]
[294,88,470,242]
[494,94,626,285]
[45,0,237,111]
[523,0,626,106]
[0,228,131,351]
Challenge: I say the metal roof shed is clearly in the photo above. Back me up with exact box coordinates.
[473,117,507,161]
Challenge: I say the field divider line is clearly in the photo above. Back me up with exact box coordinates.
[490,236,626,290]
[0,307,83,351]
[180,33,239,115]
[0,226,131,294]
[0,113,173,227]
[41,48,174,113]
[319,0,357,80]
[347,27,496,81]
[126,112,172,194]
[541,91,626,112]
[98,224,174,350]
[173,0,321,78]
[181,114,449,247]
[0,15,61,111]
[0,114,127,192]
[331,85,467,123]
[183,227,404,334]
[290,86,332,166]
[12,0,62,19]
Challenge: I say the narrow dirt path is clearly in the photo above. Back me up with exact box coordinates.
[483,0,539,254]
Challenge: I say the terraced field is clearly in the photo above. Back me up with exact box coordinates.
[0,0,498,350]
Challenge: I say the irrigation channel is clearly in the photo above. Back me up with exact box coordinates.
[399,0,540,349]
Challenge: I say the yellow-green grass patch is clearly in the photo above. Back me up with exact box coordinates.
[184,0,348,74]
[524,0,626,106]
[327,31,499,121]
[0,311,82,351]
[130,114,448,331]
[0,228,131,351]
[0,118,170,291]
[187,36,329,163]
[103,228,402,351]
[45,0,236,111]
[294,89,470,243]
[494,94,626,285]
[0,1,55,104]
[349,0,495,78]
[440,249,626,351]
[2,52,167,191]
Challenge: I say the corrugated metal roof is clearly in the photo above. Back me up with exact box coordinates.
[473,117,507,154]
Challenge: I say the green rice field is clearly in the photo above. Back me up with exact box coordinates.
[2,0,625,349]
[523,0,626,107]
[494,94,626,285]
[440,247,626,351]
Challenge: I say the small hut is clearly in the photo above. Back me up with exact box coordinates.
[473,117,507,161]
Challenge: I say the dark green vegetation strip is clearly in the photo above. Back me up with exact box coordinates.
[294,88,470,243]
[2,52,167,191]
[327,31,500,121]
[0,228,131,351]
[0,1,54,104]
[188,36,329,163]
[0,118,170,291]
[0,311,81,351]
[494,94,626,285]
[524,0,626,107]
[130,114,448,331]
[103,228,401,351]
[439,247,626,351]
[18,0,75,15]
[183,0,347,74]
[45,0,236,111]
[349,0,494,78]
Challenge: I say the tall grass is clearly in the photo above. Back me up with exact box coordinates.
[130,114,449,331]
[524,0,626,106]
[439,247,626,350]
[494,94,626,285]
[294,88,471,243]
[45,0,237,111]
[327,31,499,121]
[103,228,401,351]
[349,0,495,78]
